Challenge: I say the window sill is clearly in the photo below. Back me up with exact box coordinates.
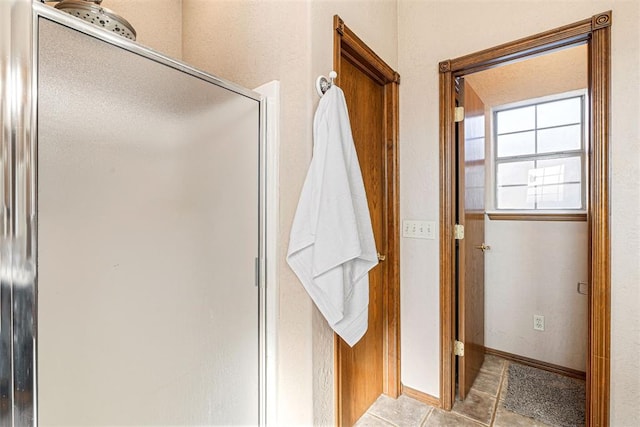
[487,212,587,222]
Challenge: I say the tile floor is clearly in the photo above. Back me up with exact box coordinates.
[355,355,557,427]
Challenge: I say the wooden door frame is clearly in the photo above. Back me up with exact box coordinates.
[332,14,401,425]
[438,11,611,426]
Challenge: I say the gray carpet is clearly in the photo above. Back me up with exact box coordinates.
[504,363,585,427]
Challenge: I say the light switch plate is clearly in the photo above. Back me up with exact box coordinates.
[403,220,436,239]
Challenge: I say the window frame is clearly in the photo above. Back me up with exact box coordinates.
[490,90,588,214]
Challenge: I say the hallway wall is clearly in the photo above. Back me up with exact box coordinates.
[484,219,588,371]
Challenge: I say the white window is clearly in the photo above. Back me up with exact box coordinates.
[494,94,585,210]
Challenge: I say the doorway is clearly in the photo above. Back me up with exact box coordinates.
[456,43,591,399]
[332,16,401,427]
[439,11,611,426]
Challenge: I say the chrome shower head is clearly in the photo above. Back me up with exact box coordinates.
[54,0,136,41]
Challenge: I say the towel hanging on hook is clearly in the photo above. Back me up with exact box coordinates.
[287,84,378,346]
[316,71,337,96]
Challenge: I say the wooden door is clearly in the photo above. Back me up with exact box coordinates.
[333,16,400,427]
[338,56,385,427]
[457,79,487,400]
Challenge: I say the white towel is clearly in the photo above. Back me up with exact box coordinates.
[287,86,378,347]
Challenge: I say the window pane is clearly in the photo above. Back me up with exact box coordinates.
[497,131,535,157]
[537,124,581,153]
[465,115,484,139]
[465,137,485,162]
[537,97,581,128]
[537,156,582,183]
[497,185,534,209]
[528,163,564,188]
[466,162,485,210]
[496,106,535,134]
[535,183,582,209]
[496,161,534,186]
[466,164,485,188]
[494,95,585,211]
[466,188,485,211]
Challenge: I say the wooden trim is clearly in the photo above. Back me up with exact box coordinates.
[439,11,611,424]
[333,14,402,426]
[485,347,586,380]
[592,11,612,30]
[334,333,343,427]
[587,16,611,427]
[442,12,611,77]
[438,65,456,411]
[443,18,591,76]
[334,15,399,85]
[487,212,587,222]
[383,75,402,398]
[401,384,441,408]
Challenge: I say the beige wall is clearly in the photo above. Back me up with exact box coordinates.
[399,0,640,424]
[484,220,589,370]
[181,1,397,425]
[106,0,183,59]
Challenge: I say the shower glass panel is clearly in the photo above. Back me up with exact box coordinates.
[36,16,261,426]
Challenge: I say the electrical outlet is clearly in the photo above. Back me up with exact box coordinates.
[533,314,545,331]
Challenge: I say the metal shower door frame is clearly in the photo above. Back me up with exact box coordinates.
[1,1,37,425]
[0,1,268,425]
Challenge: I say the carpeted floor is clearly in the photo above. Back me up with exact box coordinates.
[504,363,585,427]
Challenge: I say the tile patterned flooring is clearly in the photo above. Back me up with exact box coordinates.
[355,355,555,427]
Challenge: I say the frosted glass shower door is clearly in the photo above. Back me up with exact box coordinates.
[36,17,261,426]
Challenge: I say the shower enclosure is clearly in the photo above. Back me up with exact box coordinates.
[1,1,266,425]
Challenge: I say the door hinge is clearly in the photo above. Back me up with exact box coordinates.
[454,224,464,240]
[454,340,465,357]
[454,107,464,122]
